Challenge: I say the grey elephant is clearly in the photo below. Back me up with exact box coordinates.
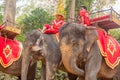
[59,23,120,80]
[21,29,80,80]
[21,30,61,80]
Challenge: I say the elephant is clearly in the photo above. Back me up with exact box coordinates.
[0,40,36,80]
[21,29,79,80]
[59,23,120,80]
[21,30,61,80]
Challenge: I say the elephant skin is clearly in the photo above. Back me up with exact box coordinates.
[21,30,61,80]
[59,23,120,80]
[21,29,79,80]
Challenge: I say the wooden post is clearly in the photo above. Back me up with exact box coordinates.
[4,0,16,27]
[67,0,75,23]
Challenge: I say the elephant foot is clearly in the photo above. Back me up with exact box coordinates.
[32,45,41,51]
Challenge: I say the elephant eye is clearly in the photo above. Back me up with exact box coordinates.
[72,39,84,52]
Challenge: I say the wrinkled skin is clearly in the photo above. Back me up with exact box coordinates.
[0,44,36,80]
[21,30,79,80]
[21,30,61,80]
[59,23,120,80]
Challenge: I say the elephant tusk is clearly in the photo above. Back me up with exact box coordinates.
[86,47,90,52]
[32,45,42,51]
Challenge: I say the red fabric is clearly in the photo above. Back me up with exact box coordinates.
[0,36,22,68]
[44,20,64,34]
[44,24,51,29]
[44,28,58,34]
[79,9,90,26]
[90,15,110,22]
[0,25,5,30]
[97,29,120,69]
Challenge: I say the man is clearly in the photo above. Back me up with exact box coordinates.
[78,5,90,26]
[32,14,65,51]
[40,14,65,34]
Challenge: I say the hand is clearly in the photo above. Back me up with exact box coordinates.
[38,28,42,31]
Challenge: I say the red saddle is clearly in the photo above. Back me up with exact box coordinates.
[97,29,120,69]
[0,36,22,68]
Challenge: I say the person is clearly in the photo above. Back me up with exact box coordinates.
[32,14,65,51]
[40,14,65,34]
[78,5,90,26]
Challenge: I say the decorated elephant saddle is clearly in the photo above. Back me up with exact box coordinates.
[97,29,120,69]
[0,36,22,68]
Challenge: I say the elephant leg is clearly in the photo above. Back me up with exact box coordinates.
[68,73,78,80]
[21,49,31,80]
[85,43,102,80]
[85,60,101,80]
[85,57,101,80]
[17,76,21,80]
[78,76,85,80]
[46,61,58,80]
[40,63,46,80]
[27,62,37,80]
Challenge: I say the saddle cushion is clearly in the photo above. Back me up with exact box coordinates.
[0,36,22,68]
[97,29,120,69]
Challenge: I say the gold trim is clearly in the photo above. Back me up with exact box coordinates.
[97,40,120,69]
[107,39,116,56]
[0,41,23,68]
[3,45,12,58]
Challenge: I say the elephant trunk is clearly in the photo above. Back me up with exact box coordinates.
[60,44,84,76]
[21,47,31,80]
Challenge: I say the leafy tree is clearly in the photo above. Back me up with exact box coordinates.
[109,29,120,43]
[0,12,3,24]
[91,0,116,12]
[18,8,54,33]
[56,0,66,16]
[4,0,16,26]
[0,1,4,24]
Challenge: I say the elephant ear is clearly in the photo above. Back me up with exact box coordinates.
[85,28,98,52]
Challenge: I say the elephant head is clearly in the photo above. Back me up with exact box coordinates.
[59,23,98,76]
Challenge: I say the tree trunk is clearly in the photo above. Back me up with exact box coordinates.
[67,0,75,23]
[4,0,16,27]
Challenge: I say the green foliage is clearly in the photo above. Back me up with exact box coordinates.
[55,70,68,80]
[0,71,18,80]
[91,0,116,12]
[16,8,54,42]
[36,61,68,80]
[109,29,120,43]
[65,0,94,19]
[0,14,3,24]
[75,0,94,12]
[16,33,25,42]
[0,4,3,24]
[18,8,54,34]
